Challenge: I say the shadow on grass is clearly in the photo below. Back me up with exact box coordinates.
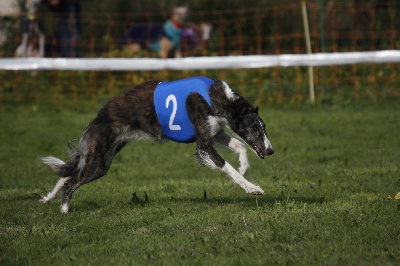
[75,200,103,211]
[60,194,325,212]
[0,193,42,202]
[1,191,325,214]
[168,194,326,206]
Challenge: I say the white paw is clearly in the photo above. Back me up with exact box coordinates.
[61,203,69,213]
[246,184,264,195]
[39,196,49,203]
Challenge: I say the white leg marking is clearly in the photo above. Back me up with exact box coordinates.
[215,132,250,175]
[221,162,264,195]
[207,116,227,137]
[39,177,70,203]
[229,138,250,176]
[198,150,218,170]
[61,203,69,213]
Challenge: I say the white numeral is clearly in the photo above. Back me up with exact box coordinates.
[166,94,181,131]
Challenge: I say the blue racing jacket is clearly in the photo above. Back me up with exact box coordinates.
[154,76,214,143]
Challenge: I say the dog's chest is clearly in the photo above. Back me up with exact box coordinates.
[207,116,228,136]
[154,76,214,143]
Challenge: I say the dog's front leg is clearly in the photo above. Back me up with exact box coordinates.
[215,131,250,176]
[196,146,264,195]
[186,92,263,195]
[220,160,264,195]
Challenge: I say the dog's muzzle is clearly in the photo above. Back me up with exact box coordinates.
[254,136,274,159]
[250,142,274,159]
[264,137,274,158]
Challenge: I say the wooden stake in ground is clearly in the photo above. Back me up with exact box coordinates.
[301,0,315,103]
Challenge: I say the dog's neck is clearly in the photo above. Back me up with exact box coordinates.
[210,80,256,131]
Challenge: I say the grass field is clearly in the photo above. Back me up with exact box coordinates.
[1,103,400,265]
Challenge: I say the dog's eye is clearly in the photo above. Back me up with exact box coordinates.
[252,125,258,130]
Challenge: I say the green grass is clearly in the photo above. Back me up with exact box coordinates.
[1,104,400,265]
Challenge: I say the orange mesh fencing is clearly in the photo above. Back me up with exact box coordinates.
[0,1,399,109]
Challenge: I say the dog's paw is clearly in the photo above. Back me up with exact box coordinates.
[61,203,69,213]
[39,196,48,203]
[246,184,264,195]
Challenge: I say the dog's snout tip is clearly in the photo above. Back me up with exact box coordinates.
[267,149,274,156]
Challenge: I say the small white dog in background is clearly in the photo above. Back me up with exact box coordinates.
[15,0,45,58]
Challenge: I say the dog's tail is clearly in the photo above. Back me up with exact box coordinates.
[42,139,84,177]
[42,156,70,177]
[42,155,82,177]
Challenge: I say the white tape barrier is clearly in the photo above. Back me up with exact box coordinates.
[1,50,400,71]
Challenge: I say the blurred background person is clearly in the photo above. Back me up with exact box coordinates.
[45,0,81,57]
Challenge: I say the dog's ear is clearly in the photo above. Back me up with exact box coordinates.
[237,105,252,117]
[235,104,259,117]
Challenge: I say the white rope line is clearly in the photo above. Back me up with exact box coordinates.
[1,50,400,71]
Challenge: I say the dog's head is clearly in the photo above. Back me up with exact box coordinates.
[234,108,274,159]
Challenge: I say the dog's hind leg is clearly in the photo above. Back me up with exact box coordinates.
[60,178,85,213]
[39,177,71,203]
[40,157,73,203]
[215,131,250,176]
[60,164,111,213]
[60,153,115,213]
[59,129,121,213]
[60,170,109,213]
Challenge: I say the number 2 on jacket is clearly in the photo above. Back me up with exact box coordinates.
[166,94,181,131]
